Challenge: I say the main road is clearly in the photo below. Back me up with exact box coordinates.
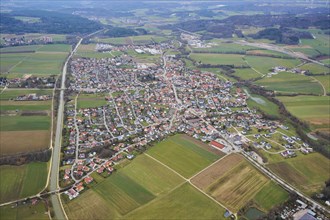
[49,37,82,220]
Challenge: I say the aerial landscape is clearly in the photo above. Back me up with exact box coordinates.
[0,0,329,219]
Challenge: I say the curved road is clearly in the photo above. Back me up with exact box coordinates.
[49,38,82,220]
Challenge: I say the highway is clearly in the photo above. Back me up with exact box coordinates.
[49,38,82,220]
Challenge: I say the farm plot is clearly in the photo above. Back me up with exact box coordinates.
[124,183,226,220]
[0,100,51,111]
[191,43,257,53]
[245,56,301,74]
[0,115,50,131]
[233,68,262,80]
[0,89,52,100]
[246,93,280,118]
[190,53,246,66]
[267,153,330,195]
[77,93,108,109]
[299,63,330,75]
[0,162,48,203]
[147,134,221,178]
[191,154,269,212]
[0,130,49,156]
[256,72,323,95]
[313,75,330,94]
[0,201,48,220]
[277,95,330,127]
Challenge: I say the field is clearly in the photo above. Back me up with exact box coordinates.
[0,89,52,100]
[92,35,168,45]
[0,201,49,220]
[191,154,288,212]
[267,153,330,195]
[75,44,120,59]
[233,68,262,80]
[191,42,257,53]
[244,56,301,74]
[246,49,290,58]
[64,134,227,219]
[299,63,330,75]
[0,162,48,203]
[313,75,330,94]
[0,116,50,131]
[277,95,330,126]
[300,31,330,56]
[124,183,226,220]
[246,92,280,117]
[190,53,246,66]
[0,130,50,156]
[0,100,51,111]
[147,134,222,178]
[77,93,108,109]
[256,72,323,95]
[1,44,71,53]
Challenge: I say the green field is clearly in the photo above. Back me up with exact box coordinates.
[246,92,280,117]
[190,53,246,66]
[191,42,257,53]
[0,202,48,220]
[1,44,71,53]
[291,48,321,58]
[245,56,301,74]
[246,49,290,58]
[119,154,184,196]
[0,89,53,100]
[147,134,221,178]
[277,95,329,126]
[0,100,51,111]
[301,31,330,56]
[0,162,48,203]
[0,45,43,53]
[313,75,330,94]
[320,58,330,65]
[234,68,262,80]
[300,63,330,75]
[267,153,330,195]
[0,116,50,131]
[256,72,323,95]
[92,35,168,45]
[253,181,289,211]
[124,183,226,220]
[77,93,108,108]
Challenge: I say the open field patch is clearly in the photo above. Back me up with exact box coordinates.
[233,68,262,80]
[245,56,301,74]
[124,183,226,220]
[277,95,330,126]
[246,92,280,117]
[147,134,221,178]
[313,75,330,94]
[0,89,53,100]
[190,53,246,66]
[0,130,49,156]
[300,63,330,75]
[253,181,289,211]
[0,201,48,220]
[267,153,330,195]
[191,153,244,190]
[64,190,118,220]
[256,72,323,95]
[120,154,184,196]
[77,94,108,109]
[0,100,51,112]
[0,115,50,131]
[203,158,269,212]
[0,162,48,203]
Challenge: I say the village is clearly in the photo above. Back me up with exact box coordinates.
[59,41,314,204]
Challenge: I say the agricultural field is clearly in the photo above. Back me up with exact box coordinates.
[77,93,108,109]
[267,153,330,196]
[246,49,290,58]
[320,58,330,65]
[0,89,52,100]
[313,75,330,94]
[0,162,48,203]
[291,47,321,58]
[147,134,222,178]
[92,35,168,45]
[0,201,49,220]
[0,100,51,111]
[244,56,301,74]
[277,95,330,127]
[0,33,67,42]
[255,72,323,95]
[0,116,50,131]
[0,130,50,156]
[300,30,330,56]
[190,53,246,66]
[246,92,280,118]
[299,63,330,75]
[74,43,120,59]
[191,42,257,53]
[0,44,71,53]
[233,68,262,80]
[191,154,288,213]
[124,183,226,220]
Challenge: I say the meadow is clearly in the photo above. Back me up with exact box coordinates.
[0,89,53,100]
[0,201,48,220]
[0,162,48,203]
[77,93,108,109]
[300,30,330,56]
[233,68,262,80]
[147,134,221,178]
[268,153,330,195]
[244,56,301,74]
[313,75,330,94]
[190,53,246,66]
[191,42,257,53]
[0,100,51,111]
[256,72,323,95]
[246,92,280,118]
[0,115,50,131]
[299,63,330,75]
[277,95,330,127]
[92,35,168,45]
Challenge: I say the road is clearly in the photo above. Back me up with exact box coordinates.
[49,38,82,220]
